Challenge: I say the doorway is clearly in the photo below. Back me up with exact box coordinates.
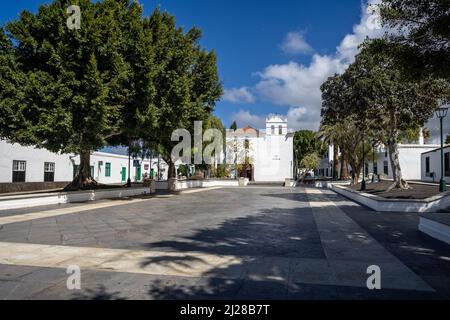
[135,165,142,182]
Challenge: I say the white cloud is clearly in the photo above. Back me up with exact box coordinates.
[281,31,314,55]
[253,0,384,131]
[231,110,266,129]
[222,87,255,104]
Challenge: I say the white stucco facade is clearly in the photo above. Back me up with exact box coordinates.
[421,145,450,183]
[227,116,294,182]
[318,143,440,181]
[0,140,169,184]
[368,144,440,181]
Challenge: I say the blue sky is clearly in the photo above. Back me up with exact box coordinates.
[0,0,447,140]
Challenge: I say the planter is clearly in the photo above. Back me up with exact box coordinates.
[168,178,179,192]
[285,179,296,187]
[0,187,151,211]
[329,183,450,213]
[143,179,156,193]
[238,178,249,187]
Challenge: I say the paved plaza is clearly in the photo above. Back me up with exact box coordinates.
[0,186,449,299]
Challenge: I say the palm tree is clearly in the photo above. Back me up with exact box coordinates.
[318,123,348,180]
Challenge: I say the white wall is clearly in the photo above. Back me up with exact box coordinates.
[367,145,440,181]
[0,140,170,184]
[71,153,170,184]
[0,140,73,183]
[253,134,294,182]
[421,146,450,183]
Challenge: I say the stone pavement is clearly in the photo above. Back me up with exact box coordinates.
[0,186,449,299]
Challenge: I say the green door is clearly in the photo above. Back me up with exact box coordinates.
[135,165,142,182]
[121,167,126,182]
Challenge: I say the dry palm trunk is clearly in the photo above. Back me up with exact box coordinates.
[333,145,339,180]
[339,147,349,180]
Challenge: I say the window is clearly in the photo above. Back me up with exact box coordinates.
[373,162,378,175]
[445,152,450,177]
[105,162,111,177]
[383,161,389,176]
[44,162,55,182]
[278,125,283,135]
[271,125,275,135]
[244,139,250,150]
[12,160,26,182]
[425,157,430,176]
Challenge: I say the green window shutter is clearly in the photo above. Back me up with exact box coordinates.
[105,163,111,177]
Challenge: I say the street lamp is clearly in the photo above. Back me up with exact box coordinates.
[436,105,448,192]
[361,133,366,191]
[372,141,377,183]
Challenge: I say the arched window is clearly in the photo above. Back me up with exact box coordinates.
[271,125,275,135]
[279,125,283,135]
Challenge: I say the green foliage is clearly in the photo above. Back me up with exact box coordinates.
[399,127,431,144]
[300,153,320,171]
[214,164,230,178]
[0,0,223,187]
[379,0,450,80]
[141,8,223,176]
[293,130,327,167]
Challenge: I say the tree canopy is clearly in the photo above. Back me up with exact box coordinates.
[0,0,222,189]
[379,0,450,80]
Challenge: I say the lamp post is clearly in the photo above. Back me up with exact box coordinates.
[436,105,448,192]
[372,141,376,183]
[127,147,132,188]
[361,133,366,191]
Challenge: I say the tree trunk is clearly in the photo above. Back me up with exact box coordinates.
[349,161,360,185]
[387,134,409,191]
[332,145,339,180]
[339,147,349,180]
[168,160,177,179]
[386,112,409,191]
[64,150,98,191]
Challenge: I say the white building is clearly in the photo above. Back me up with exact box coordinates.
[421,145,450,184]
[318,141,440,181]
[227,115,294,182]
[0,140,169,186]
[369,144,440,180]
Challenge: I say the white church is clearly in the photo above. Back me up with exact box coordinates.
[226,115,295,182]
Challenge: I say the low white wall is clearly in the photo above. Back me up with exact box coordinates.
[330,184,450,213]
[157,179,239,190]
[0,187,151,211]
[419,218,450,245]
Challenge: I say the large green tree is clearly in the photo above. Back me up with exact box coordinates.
[0,0,156,190]
[379,0,450,80]
[293,130,327,169]
[143,9,222,179]
[344,41,448,190]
